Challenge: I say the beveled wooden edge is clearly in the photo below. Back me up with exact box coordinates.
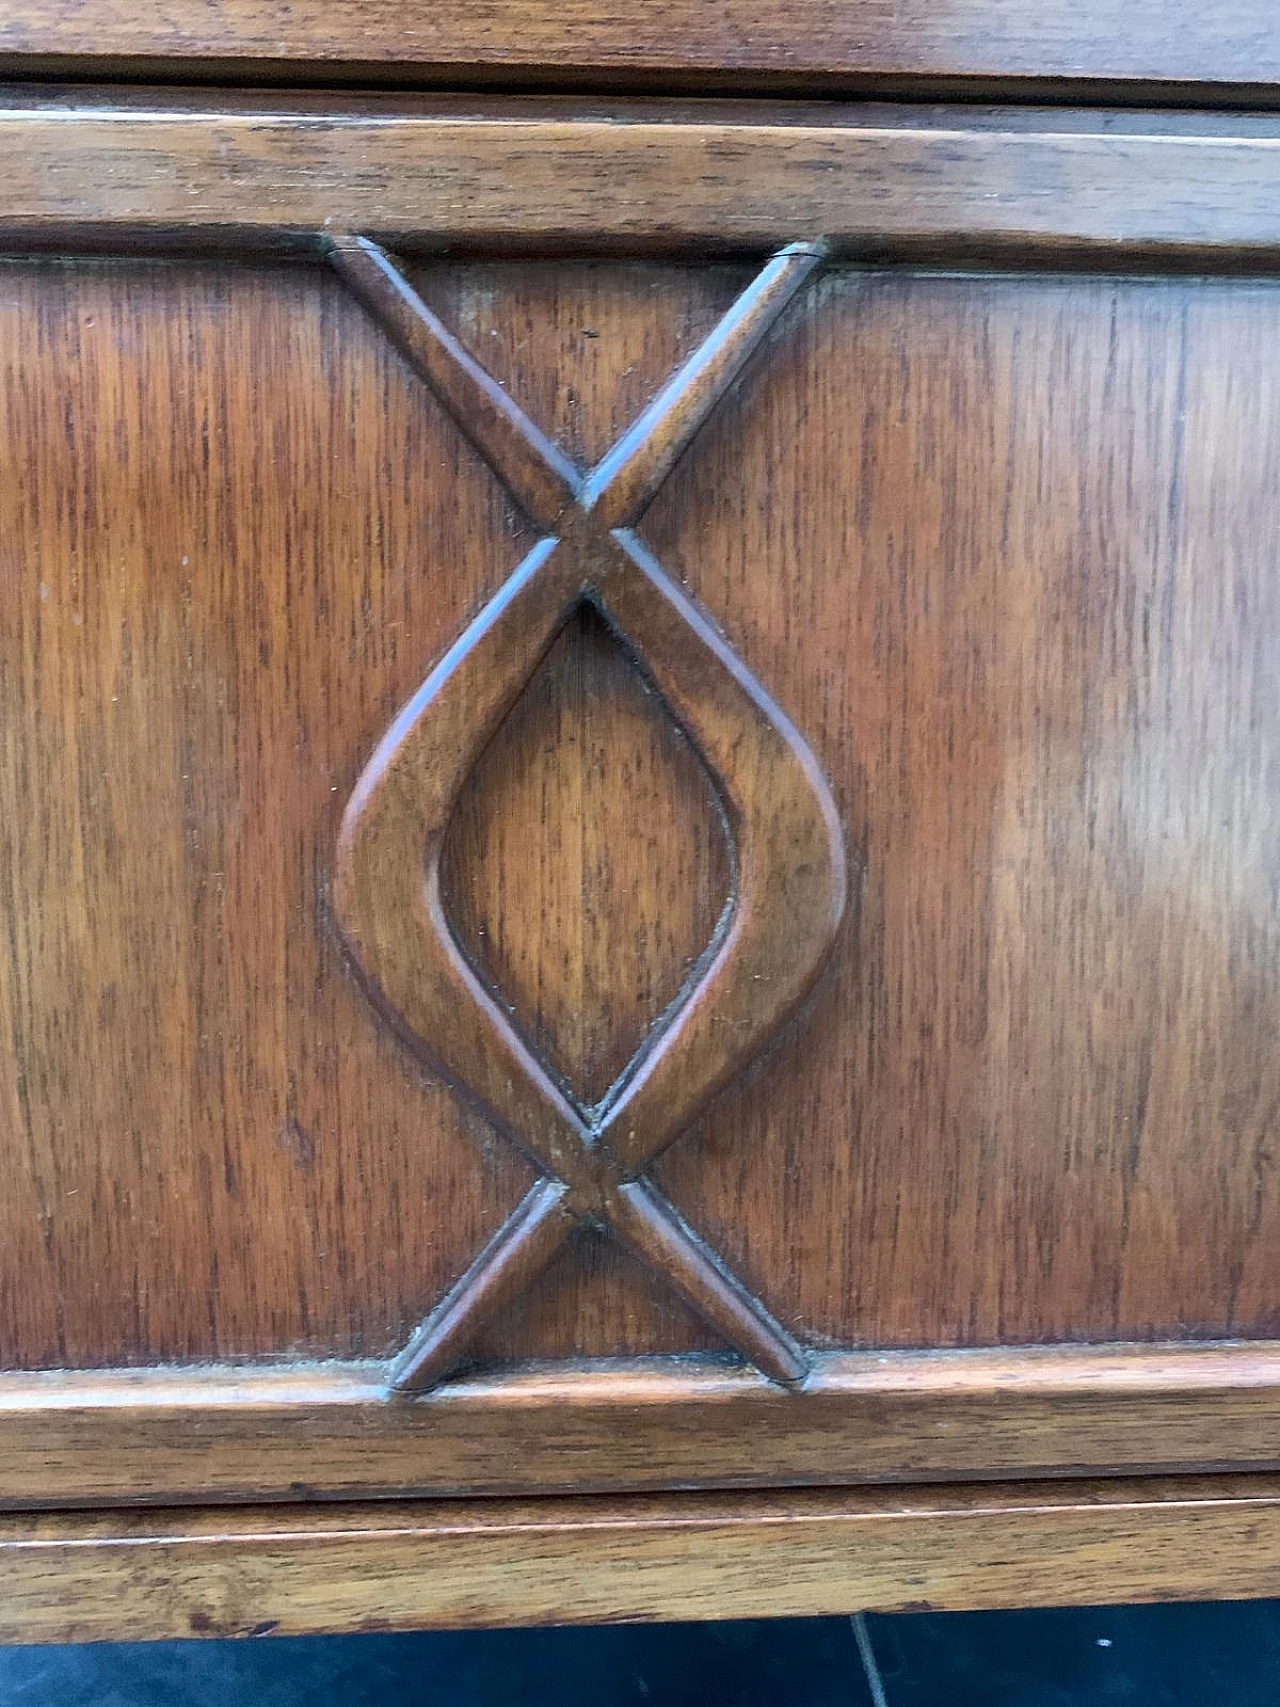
[4,94,1280,256]
[1,2,1280,98]
[6,1344,1280,1508]
[5,1474,1280,1641]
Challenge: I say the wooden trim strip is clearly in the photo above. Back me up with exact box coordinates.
[0,2,1279,96]
[3,96,1280,255]
[5,1343,1280,1508]
[5,1475,1280,1640]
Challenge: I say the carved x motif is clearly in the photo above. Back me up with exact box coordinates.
[330,237,846,1393]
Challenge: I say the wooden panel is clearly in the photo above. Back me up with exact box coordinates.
[435,260,742,1112]
[0,1,1279,95]
[0,255,549,1368]
[3,97,1280,258]
[442,606,733,1121]
[6,99,1280,1503]
[5,1475,1280,1643]
[649,266,1280,1348]
[327,236,842,1392]
[408,258,755,471]
[440,606,731,1362]
[0,253,788,1372]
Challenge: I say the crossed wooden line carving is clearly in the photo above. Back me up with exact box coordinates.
[330,237,847,1393]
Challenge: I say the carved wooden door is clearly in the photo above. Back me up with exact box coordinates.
[5,43,1280,1634]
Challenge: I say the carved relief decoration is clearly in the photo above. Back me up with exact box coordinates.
[329,238,847,1392]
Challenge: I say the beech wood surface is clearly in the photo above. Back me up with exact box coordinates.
[4,1476,1280,1643]
[0,1,1279,96]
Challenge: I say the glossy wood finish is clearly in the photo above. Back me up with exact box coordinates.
[649,265,1280,1351]
[0,254,536,1370]
[6,1475,1280,1644]
[330,237,842,1389]
[5,97,1280,258]
[9,1346,1280,1508]
[5,88,1280,1546]
[7,237,1280,1477]
[440,601,734,1110]
[1,1,1280,96]
[0,251,795,1376]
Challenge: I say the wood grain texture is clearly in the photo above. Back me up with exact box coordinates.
[7,1345,1280,1507]
[1,1,1279,94]
[0,254,538,1369]
[6,249,1280,1393]
[441,602,733,1109]
[0,252,782,1376]
[433,263,750,1362]
[4,96,1280,257]
[0,252,805,1379]
[5,1475,1280,1643]
[329,238,842,1387]
[648,266,1280,1350]
[7,95,1280,1513]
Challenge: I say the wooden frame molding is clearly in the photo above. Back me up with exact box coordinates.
[3,95,1280,258]
[1,3,1280,97]
[6,1345,1280,1508]
[5,1475,1280,1643]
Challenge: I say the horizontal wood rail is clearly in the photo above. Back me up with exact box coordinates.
[6,1343,1280,1508]
[5,1474,1280,1641]
[1,2,1280,99]
[3,96,1280,258]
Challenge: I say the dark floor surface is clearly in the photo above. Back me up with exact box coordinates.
[2,1602,1279,1705]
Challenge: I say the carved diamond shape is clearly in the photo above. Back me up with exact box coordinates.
[440,598,735,1112]
[330,237,846,1392]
